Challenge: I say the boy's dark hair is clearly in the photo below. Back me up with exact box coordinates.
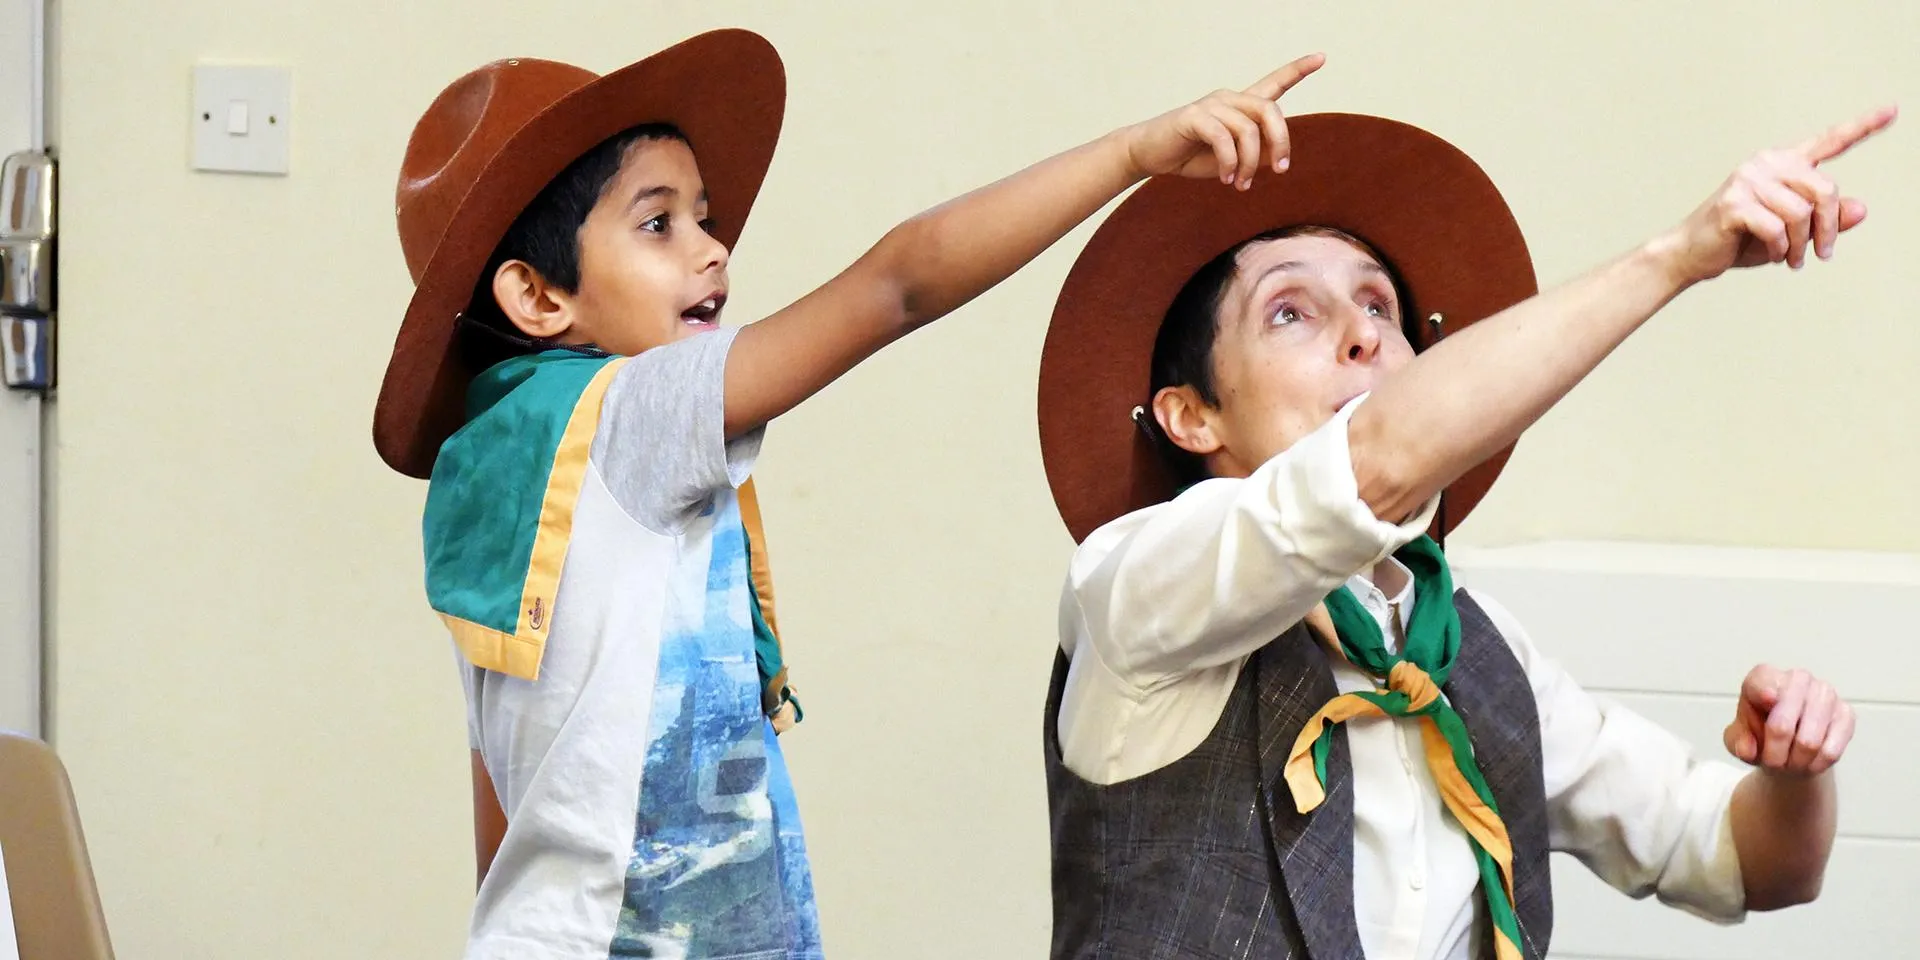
[457,122,688,371]
[1146,225,1414,486]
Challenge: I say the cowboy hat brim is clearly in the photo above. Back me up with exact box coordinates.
[1038,112,1538,544]
[375,29,785,479]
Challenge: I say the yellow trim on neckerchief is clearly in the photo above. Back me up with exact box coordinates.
[737,477,799,732]
[738,477,780,637]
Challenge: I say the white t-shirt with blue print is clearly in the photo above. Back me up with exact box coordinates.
[457,328,823,960]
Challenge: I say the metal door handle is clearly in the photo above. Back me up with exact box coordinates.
[2,151,56,391]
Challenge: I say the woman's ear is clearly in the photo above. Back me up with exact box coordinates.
[1152,385,1223,459]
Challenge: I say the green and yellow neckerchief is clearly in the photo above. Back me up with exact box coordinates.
[421,350,799,728]
[1284,536,1519,960]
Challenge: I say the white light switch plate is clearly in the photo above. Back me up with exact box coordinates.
[192,63,291,175]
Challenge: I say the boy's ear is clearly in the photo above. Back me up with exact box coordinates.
[1153,385,1222,458]
[492,260,576,341]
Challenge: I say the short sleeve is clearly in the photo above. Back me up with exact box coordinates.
[591,328,763,534]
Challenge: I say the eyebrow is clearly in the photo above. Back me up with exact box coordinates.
[1249,258,1392,291]
[627,185,710,211]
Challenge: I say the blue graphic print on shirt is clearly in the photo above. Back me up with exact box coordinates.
[610,498,824,959]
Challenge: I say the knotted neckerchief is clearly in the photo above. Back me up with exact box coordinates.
[1282,535,1522,960]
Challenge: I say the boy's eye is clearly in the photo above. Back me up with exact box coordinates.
[641,214,669,234]
[697,216,718,235]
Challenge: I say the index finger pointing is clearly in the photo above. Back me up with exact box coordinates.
[1797,104,1899,164]
[1245,53,1327,101]
[1741,663,1786,707]
[1761,670,1811,768]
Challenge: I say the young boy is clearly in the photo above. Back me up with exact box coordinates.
[1033,105,1892,958]
[374,27,1329,960]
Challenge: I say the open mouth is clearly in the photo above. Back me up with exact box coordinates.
[682,293,726,326]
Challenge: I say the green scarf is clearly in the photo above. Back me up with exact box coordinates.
[1283,535,1522,960]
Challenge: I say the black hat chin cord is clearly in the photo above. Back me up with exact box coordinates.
[456,312,613,361]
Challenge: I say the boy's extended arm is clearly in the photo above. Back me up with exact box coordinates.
[722,55,1327,438]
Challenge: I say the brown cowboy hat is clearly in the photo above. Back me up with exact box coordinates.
[374,29,785,479]
[1038,112,1538,544]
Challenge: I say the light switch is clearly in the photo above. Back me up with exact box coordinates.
[192,63,291,175]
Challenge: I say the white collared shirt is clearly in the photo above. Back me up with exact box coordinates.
[1056,397,1747,960]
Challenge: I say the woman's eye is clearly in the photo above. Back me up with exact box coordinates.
[1272,304,1301,325]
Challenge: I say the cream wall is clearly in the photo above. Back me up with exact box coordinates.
[45,1,1919,958]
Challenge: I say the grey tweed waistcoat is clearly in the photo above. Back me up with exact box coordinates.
[1044,590,1553,960]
